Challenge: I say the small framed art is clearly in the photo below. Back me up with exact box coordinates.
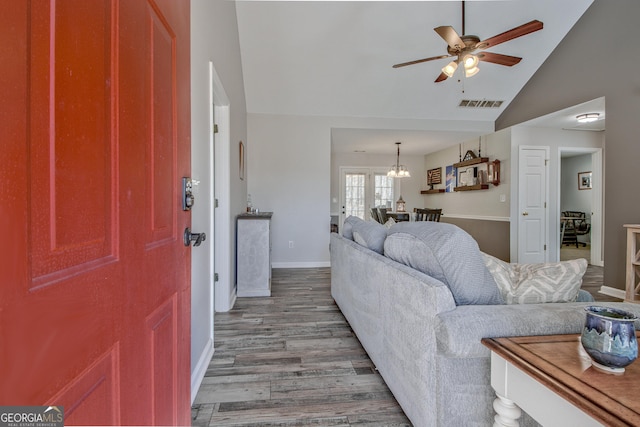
[578,171,592,190]
[239,141,245,180]
[445,165,457,192]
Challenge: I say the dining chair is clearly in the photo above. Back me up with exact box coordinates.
[415,208,442,222]
[370,207,381,223]
[377,207,389,223]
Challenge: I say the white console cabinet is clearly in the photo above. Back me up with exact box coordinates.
[237,213,272,297]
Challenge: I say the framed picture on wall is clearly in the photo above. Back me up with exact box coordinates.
[445,165,456,192]
[239,141,245,180]
[578,171,592,190]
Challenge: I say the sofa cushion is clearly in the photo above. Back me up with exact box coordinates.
[342,215,364,240]
[482,253,588,304]
[352,219,388,254]
[384,222,503,305]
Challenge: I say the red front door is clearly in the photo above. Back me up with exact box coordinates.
[0,1,191,425]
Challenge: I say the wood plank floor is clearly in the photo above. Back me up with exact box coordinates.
[192,264,618,426]
[192,268,411,426]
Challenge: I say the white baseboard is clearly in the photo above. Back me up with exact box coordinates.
[272,261,330,269]
[599,286,625,300]
[190,339,214,405]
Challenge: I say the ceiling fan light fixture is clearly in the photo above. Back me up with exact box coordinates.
[442,61,458,78]
[576,113,600,123]
[465,65,479,78]
[463,54,479,69]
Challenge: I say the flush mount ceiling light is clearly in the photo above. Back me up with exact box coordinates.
[576,113,600,123]
[387,142,411,178]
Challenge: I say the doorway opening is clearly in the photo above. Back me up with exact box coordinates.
[558,148,603,266]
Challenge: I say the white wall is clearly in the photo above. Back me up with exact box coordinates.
[248,113,490,266]
[247,114,332,267]
[190,0,248,401]
[423,130,511,219]
[191,0,247,309]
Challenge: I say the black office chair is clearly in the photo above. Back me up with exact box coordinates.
[561,211,590,247]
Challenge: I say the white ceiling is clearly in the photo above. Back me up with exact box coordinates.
[236,0,595,155]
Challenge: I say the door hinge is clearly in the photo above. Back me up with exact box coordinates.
[214,198,219,208]
[545,159,549,166]
[214,273,219,282]
[544,244,547,251]
[544,202,547,208]
[213,123,219,134]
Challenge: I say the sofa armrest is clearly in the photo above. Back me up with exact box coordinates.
[435,302,640,358]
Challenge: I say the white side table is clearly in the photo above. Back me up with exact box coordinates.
[482,334,640,427]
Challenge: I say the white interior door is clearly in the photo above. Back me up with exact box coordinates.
[518,147,549,263]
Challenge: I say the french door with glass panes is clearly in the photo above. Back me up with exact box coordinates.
[340,167,399,225]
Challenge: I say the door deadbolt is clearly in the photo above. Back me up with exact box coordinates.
[182,177,195,211]
[184,228,206,247]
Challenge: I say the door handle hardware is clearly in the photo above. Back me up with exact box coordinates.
[182,177,195,211]
[522,212,529,216]
[184,228,206,247]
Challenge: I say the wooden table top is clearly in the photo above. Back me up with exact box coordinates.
[482,333,640,427]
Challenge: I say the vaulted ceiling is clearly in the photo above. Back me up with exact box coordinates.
[235,0,595,154]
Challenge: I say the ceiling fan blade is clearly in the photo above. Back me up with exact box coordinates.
[477,52,522,66]
[477,20,543,50]
[392,54,452,69]
[434,26,466,51]
[435,72,449,83]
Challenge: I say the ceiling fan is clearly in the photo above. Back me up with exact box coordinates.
[392,1,543,83]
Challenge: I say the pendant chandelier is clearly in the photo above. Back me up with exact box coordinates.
[387,142,411,178]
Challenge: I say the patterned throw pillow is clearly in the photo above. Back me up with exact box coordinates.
[383,217,396,228]
[481,253,588,304]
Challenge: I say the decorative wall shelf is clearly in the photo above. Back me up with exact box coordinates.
[453,157,489,168]
[421,189,445,194]
[454,184,489,192]
[422,157,500,195]
[454,158,500,190]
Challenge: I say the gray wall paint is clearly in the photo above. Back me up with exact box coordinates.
[496,1,639,290]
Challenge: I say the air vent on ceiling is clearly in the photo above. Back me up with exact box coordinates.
[459,99,504,108]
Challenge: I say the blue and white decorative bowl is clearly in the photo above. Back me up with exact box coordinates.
[581,306,638,373]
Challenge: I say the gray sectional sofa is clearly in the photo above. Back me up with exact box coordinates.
[330,217,640,427]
